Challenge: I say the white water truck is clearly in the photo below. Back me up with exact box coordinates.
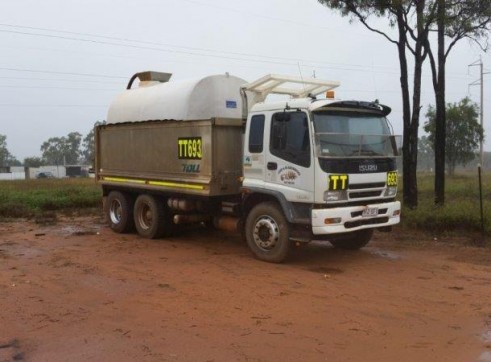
[95,71,401,262]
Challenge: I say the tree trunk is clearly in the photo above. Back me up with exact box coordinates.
[406,0,427,209]
[434,0,446,205]
[396,9,417,209]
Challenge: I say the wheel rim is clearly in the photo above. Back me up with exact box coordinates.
[137,203,153,231]
[109,199,123,225]
[252,215,280,251]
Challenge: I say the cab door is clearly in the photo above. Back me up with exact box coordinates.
[242,114,267,189]
[263,111,315,202]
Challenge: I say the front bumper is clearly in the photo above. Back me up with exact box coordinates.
[311,201,400,235]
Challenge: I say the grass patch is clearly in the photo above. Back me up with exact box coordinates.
[400,172,491,236]
[0,178,101,219]
[1,172,490,238]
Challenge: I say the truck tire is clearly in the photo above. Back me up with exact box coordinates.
[133,194,170,239]
[329,229,373,250]
[107,191,134,233]
[245,202,291,263]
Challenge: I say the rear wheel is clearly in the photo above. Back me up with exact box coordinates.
[133,194,172,239]
[329,229,373,250]
[107,191,134,233]
[245,202,291,263]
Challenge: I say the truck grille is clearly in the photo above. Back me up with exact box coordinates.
[349,182,385,190]
[350,190,382,198]
[348,182,385,201]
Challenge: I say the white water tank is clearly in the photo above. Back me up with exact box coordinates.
[107,72,247,123]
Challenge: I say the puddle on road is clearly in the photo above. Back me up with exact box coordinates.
[482,329,491,344]
[368,248,402,261]
[477,328,491,362]
[307,266,343,275]
[60,225,100,237]
[0,242,44,259]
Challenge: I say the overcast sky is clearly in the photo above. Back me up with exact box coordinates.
[1,0,489,161]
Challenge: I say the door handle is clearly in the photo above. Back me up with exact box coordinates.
[267,162,277,170]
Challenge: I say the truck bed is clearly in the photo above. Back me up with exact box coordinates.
[95,118,243,197]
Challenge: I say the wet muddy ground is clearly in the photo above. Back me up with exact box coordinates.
[1,216,491,361]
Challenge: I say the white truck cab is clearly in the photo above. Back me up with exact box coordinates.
[240,75,401,260]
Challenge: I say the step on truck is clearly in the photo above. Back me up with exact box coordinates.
[96,71,401,263]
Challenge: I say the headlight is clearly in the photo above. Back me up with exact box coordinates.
[324,190,348,202]
[384,186,397,197]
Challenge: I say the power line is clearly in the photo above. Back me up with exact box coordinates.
[0,24,478,80]
[0,66,126,79]
[0,104,106,107]
[0,76,122,84]
[0,85,117,91]
[0,23,320,64]
[176,0,353,34]
[0,24,399,71]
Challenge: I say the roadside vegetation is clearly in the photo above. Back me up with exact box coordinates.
[0,178,100,219]
[0,174,489,238]
[401,172,491,236]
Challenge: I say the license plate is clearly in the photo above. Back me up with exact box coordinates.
[362,207,378,217]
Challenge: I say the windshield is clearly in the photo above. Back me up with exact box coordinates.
[313,111,400,157]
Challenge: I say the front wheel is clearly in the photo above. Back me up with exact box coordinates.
[133,194,171,239]
[329,229,373,250]
[245,202,291,263]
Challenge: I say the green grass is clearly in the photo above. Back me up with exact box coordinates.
[0,173,489,238]
[0,178,101,219]
[400,172,491,236]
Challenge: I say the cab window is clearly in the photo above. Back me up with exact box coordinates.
[249,115,265,153]
[270,111,310,167]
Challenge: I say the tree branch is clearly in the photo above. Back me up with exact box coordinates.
[346,4,399,45]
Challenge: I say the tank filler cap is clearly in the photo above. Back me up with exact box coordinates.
[126,71,172,89]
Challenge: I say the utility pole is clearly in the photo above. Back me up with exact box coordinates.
[469,56,490,167]
[469,57,490,243]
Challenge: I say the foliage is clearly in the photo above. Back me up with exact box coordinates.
[81,121,103,165]
[317,0,431,209]
[41,132,82,165]
[23,156,45,168]
[424,97,483,175]
[417,135,434,171]
[0,134,20,167]
[318,0,491,207]
[0,178,100,218]
[421,0,491,205]
[82,129,95,165]
[400,172,491,236]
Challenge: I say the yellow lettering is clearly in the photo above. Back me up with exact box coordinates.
[329,174,349,190]
[178,139,186,157]
[192,140,197,157]
[387,171,398,186]
[331,175,339,190]
[197,140,202,158]
[340,175,348,189]
[178,138,203,159]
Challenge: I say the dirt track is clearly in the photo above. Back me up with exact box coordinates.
[1,216,491,362]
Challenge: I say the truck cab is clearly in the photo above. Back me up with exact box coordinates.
[240,75,401,261]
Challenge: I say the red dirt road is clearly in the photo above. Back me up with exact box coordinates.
[1,217,491,361]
